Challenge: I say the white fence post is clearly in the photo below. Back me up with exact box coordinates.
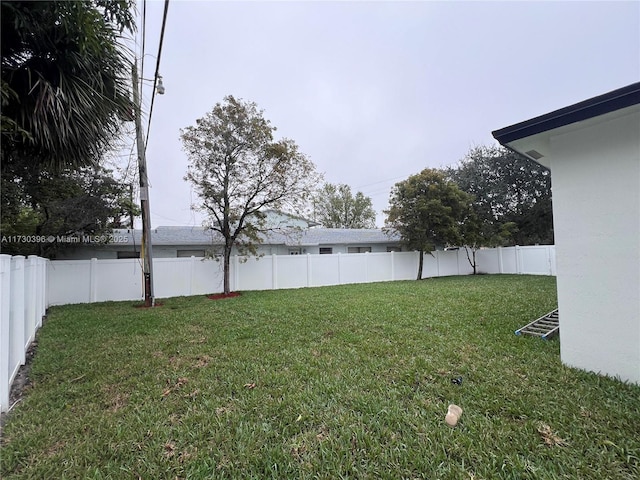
[36,258,45,327]
[10,257,26,367]
[390,251,395,281]
[271,254,278,290]
[26,256,38,344]
[89,258,98,303]
[306,253,312,287]
[0,255,12,412]
[364,251,370,282]
[189,256,196,296]
[233,255,240,292]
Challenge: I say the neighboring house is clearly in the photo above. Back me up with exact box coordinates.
[55,220,403,260]
[258,209,321,229]
[493,82,640,384]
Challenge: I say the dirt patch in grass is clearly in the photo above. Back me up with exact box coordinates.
[133,301,164,309]
[208,292,241,300]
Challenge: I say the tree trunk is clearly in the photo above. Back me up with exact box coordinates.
[416,249,424,280]
[464,246,477,274]
[223,246,232,294]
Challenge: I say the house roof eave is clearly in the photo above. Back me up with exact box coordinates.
[492,82,640,146]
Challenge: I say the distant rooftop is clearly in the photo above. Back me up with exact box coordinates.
[111,226,400,247]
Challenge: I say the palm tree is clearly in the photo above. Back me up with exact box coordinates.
[1,1,136,171]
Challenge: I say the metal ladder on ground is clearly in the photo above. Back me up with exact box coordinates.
[515,309,559,340]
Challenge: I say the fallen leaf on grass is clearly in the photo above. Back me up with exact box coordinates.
[537,423,568,447]
[244,382,256,389]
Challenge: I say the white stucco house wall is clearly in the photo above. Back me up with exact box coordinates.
[493,82,640,384]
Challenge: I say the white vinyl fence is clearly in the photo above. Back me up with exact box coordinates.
[1,255,48,412]
[2,245,555,412]
[46,245,556,306]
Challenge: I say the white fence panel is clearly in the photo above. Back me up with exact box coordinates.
[9,257,25,393]
[24,257,36,345]
[421,252,439,278]
[456,249,476,276]
[310,254,340,287]
[339,253,370,285]
[1,254,48,412]
[520,246,555,276]
[393,252,420,280]
[95,259,142,302]
[500,247,518,273]
[439,250,463,277]
[191,258,224,295]
[367,252,393,283]
[0,255,11,412]
[47,260,93,305]
[237,256,275,291]
[155,257,194,298]
[274,255,308,290]
[475,248,501,274]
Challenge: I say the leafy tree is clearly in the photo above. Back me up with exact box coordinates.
[1,0,135,170]
[447,145,553,247]
[1,160,139,257]
[181,96,322,294]
[384,168,474,280]
[313,183,376,228]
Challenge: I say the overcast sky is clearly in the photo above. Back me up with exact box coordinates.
[129,0,639,228]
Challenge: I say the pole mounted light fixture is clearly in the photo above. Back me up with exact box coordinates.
[156,75,165,95]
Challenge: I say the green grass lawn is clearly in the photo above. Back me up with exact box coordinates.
[1,275,639,479]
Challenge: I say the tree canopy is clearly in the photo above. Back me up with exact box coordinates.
[313,183,376,228]
[1,0,135,170]
[181,96,322,294]
[384,168,474,279]
[1,0,138,257]
[447,145,553,247]
[1,160,138,257]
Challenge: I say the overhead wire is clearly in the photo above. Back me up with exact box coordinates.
[140,0,147,83]
[144,0,170,150]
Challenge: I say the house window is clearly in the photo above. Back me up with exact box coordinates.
[319,247,333,255]
[387,246,401,252]
[177,249,205,258]
[347,246,371,254]
[117,251,139,259]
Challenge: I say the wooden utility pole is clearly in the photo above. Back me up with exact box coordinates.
[131,62,155,307]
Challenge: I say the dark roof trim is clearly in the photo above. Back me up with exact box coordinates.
[492,82,640,145]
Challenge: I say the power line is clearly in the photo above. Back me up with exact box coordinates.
[144,0,170,150]
[355,174,411,190]
[140,0,147,82]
